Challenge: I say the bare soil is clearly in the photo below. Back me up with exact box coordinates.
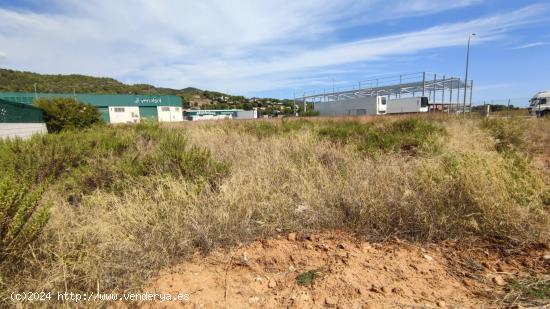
[135,231,549,309]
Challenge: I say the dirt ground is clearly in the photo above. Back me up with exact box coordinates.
[135,231,549,309]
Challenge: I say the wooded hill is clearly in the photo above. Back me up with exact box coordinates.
[0,68,230,103]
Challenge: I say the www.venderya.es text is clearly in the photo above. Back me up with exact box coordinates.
[11,291,190,303]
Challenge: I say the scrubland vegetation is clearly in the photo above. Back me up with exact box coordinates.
[1,115,549,305]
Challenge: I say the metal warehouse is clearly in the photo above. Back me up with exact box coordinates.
[0,98,47,139]
[0,92,183,124]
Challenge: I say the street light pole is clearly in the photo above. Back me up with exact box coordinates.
[463,33,476,113]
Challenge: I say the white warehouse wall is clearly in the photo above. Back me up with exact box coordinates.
[157,106,183,122]
[0,123,47,139]
[234,110,257,119]
[108,106,140,124]
[314,96,381,116]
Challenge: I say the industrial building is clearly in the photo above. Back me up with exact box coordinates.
[0,99,47,139]
[184,109,258,121]
[0,92,183,124]
[298,72,472,116]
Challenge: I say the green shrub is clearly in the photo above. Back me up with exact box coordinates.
[0,173,50,260]
[241,121,280,139]
[35,98,103,133]
[409,151,546,240]
[281,118,315,133]
[505,276,550,305]
[0,124,229,205]
[299,110,320,117]
[296,269,322,286]
[318,118,443,156]
[480,118,526,153]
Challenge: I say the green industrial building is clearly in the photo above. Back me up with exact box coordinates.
[0,98,47,139]
[0,92,183,124]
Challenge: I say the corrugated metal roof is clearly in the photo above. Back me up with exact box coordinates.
[0,92,182,107]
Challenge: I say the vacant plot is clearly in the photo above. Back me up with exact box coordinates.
[1,115,549,307]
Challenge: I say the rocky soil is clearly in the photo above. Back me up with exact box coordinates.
[135,231,549,308]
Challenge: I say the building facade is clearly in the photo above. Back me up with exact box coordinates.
[0,99,47,139]
[0,92,183,124]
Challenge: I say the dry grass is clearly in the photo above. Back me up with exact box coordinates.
[1,115,549,306]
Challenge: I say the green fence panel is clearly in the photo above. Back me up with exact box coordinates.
[0,99,44,123]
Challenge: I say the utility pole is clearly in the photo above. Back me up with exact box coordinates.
[293,92,297,117]
[34,83,38,99]
[303,93,306,114]
[469,80,474,114]
[463,33,476,114]
[449,78,454,114]
[331,77,336,101]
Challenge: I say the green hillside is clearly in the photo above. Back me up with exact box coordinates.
[0,68,225,104]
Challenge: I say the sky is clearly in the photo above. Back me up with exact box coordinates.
[0,0,548,104]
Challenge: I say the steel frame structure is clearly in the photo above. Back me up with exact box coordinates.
[297,72,473,113]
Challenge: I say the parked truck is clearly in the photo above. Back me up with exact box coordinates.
[528,91,550,117]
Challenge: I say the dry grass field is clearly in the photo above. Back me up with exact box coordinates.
[1,114,549,307]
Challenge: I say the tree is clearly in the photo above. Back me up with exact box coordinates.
[35,98,103,133]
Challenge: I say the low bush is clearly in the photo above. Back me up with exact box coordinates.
[35,98,103,133]
[318,118,444,155]
[480,118,527,153]
[299,110,320,117]
[0,173,50,261]
[242,121,281,138]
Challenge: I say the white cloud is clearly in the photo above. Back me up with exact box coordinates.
[0,1,546,96]
[512,42,549,49]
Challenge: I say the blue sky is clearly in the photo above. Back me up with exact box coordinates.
[0,0,548,105]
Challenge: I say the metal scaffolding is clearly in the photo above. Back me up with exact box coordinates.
[297,72,473,113]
